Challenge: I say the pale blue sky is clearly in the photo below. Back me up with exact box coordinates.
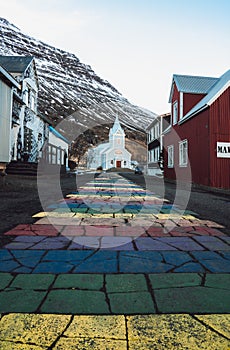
[1,0,230,114]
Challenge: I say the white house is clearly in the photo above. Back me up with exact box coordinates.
[0,55,70,175]
[87,116,131,170]
[41,126,69,167]
[0,64,20,172]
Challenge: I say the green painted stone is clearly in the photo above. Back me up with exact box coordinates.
[53,274,103,290]
[108,292,155,314]
[106,274,148,293]
[155,286,230,313]
[0,273,13,289]
[205,274,230,290]
[10,274,55,290]
[41,290,109,314]
[149,273,202,289]
[0,290,46,312]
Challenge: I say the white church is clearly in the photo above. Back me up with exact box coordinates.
[87,116,132,170]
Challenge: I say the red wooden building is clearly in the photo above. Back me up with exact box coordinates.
[164,70,230,189]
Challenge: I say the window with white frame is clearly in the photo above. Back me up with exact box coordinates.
[173,101,178,125]
[167,145,174,168]
[179,139,188,167]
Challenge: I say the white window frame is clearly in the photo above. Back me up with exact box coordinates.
[179,92,183,120]
[167,145,174,168]
[172,101,178,125]
[179,139,188,167]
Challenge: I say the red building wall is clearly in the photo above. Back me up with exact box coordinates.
[164,109,210,185]
[209,87,230,189]
[183,93,206,116]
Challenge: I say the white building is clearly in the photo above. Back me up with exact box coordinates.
[41,126,69,167]
[87,116,131,170]
[0,64,20,172]
[146,113,171,176]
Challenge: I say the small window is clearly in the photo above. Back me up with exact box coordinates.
[173,101,178,125]
[167,145,174,168]
[179,140,188,167]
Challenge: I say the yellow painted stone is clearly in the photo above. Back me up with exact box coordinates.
[64,315,126,339]
[0,342,45,349]
[34,217,81,225]
[127,314,230,350]
[91,213,114,218]
[0,314,71,347]
[53,338,127,349]
[195,314,230,339]
[114,213,133,218]
[182,215,196,220]
[32,212,74,218]
[156,214,181,219]
[74,213,92,218]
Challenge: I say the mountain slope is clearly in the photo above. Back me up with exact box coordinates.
[0,18,156,144]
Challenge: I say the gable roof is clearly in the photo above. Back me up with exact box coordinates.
[179,69,230,124]
[0,56,34,73]
[169,74,218,102]
[0,64,20,88]
[109,115,125,136]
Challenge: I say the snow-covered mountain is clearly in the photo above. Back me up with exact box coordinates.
[0,18,157,144]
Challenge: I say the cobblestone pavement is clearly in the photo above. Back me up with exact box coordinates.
[0,173,229,349]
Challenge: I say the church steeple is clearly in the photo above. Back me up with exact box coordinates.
[109,115,124,136]
[109,115,125,147]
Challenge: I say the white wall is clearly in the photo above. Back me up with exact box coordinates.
[0,80,12,163]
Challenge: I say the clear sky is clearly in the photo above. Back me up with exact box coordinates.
[1,0,230,114]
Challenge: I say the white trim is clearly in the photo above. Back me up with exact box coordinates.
[180,91,183,119]
[179,139,188,167]
[172,101,178,125]
[167,145,174,168]
[207,81,230,106]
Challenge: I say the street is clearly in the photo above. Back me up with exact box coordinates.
[0,172,229,349]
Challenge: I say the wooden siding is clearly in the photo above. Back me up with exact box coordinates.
[164,109,210,185]
[209,87,230,189]
[183,93,206,116]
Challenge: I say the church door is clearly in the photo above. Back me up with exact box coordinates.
[116,160,121,168]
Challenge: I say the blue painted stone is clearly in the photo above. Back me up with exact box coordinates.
[120,257,173,273]
[191,251,223,260]
[162,251,192,265]
[200,259,230,273]
[86,251,117,261]
[33,262,73,273]
[0,250,13,260]
[174,262,205,273]
[73,259,118,273]
[221,251,230,260]
[120,251,162,261]
[18,257,43,268]
[13,267,32,273]
[44,250,93,262]
[0,260,20,272]
[11,250,44,259]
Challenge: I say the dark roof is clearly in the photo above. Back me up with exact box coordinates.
[0,56,34,73]
[0,64,20,88]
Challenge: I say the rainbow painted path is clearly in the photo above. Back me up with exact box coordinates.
[0,173,229,349]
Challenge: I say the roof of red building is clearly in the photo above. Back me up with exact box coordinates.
[169,74,218,102]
